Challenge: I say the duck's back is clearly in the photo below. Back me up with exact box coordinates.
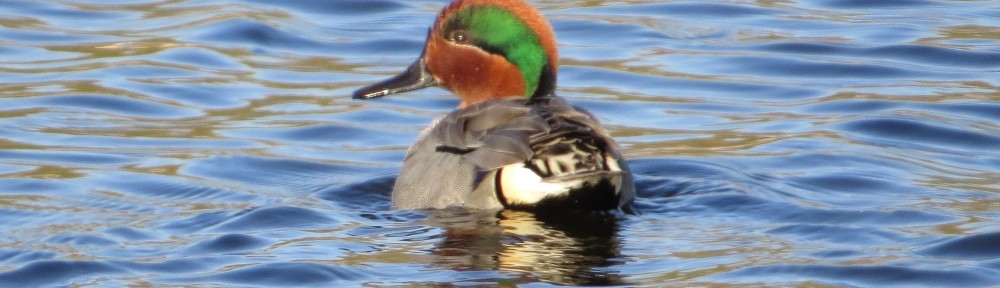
[391,96,634,211]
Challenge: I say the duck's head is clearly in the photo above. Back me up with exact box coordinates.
[353,0,558,108]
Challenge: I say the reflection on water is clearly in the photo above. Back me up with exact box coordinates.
[0,0,999,286]
[426,209,625,285]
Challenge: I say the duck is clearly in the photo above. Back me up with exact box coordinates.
[353,0,634,213]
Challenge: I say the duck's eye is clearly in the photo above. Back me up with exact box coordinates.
[448,30,469,43]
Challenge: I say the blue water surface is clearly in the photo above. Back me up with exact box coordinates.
[1,0,999,286]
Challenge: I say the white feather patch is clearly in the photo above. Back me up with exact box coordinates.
[499,163,570,205]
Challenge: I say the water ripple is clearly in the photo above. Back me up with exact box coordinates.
[841,117,1000,152]
[0,261,125,287]
[718,264,998,287]
[170,262,366,286]
[209,206,335,232]
[759,42,1000,69]
[182,233,272,255]
[921,232,1000,260]
[0,0,998,286]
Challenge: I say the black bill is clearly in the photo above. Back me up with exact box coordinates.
[353,58,436,100]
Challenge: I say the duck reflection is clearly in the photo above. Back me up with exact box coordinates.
[423,208,627,286]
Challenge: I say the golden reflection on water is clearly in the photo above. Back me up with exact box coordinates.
[932,25,1000,42]
[405,209,626,285]
[6,166,84,179]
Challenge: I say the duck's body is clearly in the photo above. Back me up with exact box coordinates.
[393,96,633,211]
[354,0,634,212]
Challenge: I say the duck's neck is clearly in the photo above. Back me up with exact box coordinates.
[458,95,522,109]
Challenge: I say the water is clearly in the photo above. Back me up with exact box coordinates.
[1,0,999,286]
